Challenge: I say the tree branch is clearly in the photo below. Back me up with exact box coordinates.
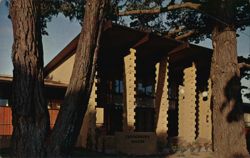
[118,8,162,16]
[168,2,201,10]
[118,2,201,16]
[236,18,250,27]
[175,30,195,40]
[166,27,185,36]
[239,62,250,70]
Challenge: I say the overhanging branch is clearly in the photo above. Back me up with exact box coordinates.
[118,8,163,16]
[236,18,250,26]
[166,27,185,36]
[239,62,250,70]
[175,30,195,40]
[168,2,201,10]
[118,2,201,16]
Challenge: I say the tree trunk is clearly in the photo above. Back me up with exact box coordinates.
[9,0,50,157]
[46,0,109,156]
[211,26,249,158]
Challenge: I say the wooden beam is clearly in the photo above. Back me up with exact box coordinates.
[132,34,150,48]
[154,58,169,147]
[103,20,113,31]
[168,43,190,56]
[178,63,197,143]
[123,48,137,132]
[197,78,212,149]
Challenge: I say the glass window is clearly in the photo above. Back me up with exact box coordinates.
[0,99,8,106]
[137,83,153,97]
[114,80,123,94]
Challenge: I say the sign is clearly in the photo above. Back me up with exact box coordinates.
[115,132,157,155]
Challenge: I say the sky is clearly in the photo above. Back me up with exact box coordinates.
[0,2,81,75]
[0,1,249,102]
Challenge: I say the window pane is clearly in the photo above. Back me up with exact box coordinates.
[0,99,8,106]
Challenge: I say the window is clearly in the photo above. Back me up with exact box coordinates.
[0,99,9,107]
[137,83,153,97]
[114,80,123,94]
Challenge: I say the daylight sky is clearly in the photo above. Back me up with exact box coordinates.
[0,1,249,102]
[0,2,81,75]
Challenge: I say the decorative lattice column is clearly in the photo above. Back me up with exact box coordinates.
[178,63,197,143]
[154,58,169,145]
[77,72,98,149]
[89,73,98,149]
[198,79,212,142]
[154,63,159,93]
[123,48,136,132]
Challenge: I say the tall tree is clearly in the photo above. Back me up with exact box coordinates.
[9,0,50,157]
[206,1,248,157]
[46,0,110,156]
[210,23,248,158]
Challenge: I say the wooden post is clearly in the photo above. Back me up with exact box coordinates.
[154,58,169,146]
[154,63,160,93]
[178,63,197,143]
[197,79,212,144]
[123,48,136,132]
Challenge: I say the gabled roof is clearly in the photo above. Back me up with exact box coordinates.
[44,22,212,77]
[44,35,79,76]
[0,75,67,88]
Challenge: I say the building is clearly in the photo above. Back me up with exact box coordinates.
[0,75,66,148]
[2,22,249,154]
[44,22,213,154]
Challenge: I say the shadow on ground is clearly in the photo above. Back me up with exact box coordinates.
[1,148,215,158]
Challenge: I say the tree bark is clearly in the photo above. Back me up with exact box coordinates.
[46,0,109,157]
[211,26,249,158]
[9,0,50,157]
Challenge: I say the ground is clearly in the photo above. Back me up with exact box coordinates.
[71,150,215,158]
[0,148,215,158]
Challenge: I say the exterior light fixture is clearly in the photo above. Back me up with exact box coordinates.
[202,91,208,97]
[180,88,185,94]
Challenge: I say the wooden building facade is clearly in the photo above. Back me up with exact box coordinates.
[44,23,213,154]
